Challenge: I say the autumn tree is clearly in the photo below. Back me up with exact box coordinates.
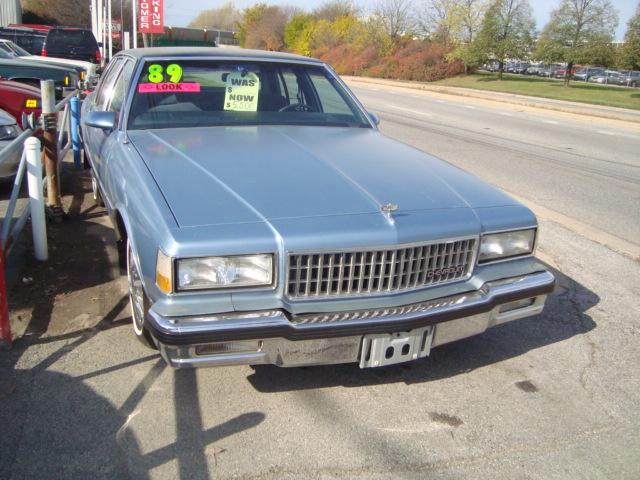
[312,0,358,21]
[619,3,640,70]
[284,13,315,53]
[536,0,618,84]
[188,2,241,31]
[374,0,415,40]
[475,0,535,79]
[418,0,464,47]
[22,0,91,28]
[236,4,289,51]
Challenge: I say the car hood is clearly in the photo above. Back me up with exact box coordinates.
[0,57,73,72]
[129,126,519,228]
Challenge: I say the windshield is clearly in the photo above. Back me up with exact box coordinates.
[0,40,28,56]
[128,60,371,130]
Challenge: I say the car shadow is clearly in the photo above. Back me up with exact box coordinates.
[247,264,598,393]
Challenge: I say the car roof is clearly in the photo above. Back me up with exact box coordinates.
[118,47,324,65]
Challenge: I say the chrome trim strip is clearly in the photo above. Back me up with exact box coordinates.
[148,271,554,338]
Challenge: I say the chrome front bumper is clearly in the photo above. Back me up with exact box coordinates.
[147,271,555,368]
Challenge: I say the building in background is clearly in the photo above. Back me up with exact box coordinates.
[0,0,22,26]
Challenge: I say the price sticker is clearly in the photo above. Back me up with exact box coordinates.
[224,71,260,112]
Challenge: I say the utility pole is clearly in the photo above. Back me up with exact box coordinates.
[108,0,113,60]
[40,80,63,220]
[132,0,138,48]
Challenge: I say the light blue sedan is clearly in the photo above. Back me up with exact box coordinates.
[81,47,555,369]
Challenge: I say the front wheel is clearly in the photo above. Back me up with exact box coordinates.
[127,241,157,349]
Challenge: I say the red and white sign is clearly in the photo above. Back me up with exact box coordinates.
[138,0,164,34]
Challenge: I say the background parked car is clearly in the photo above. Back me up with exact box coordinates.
[0,80,41,129]
[572,67,605,82]
[0,50,78,99]
[0,108,22,181]
[617,71,640,87]
[0,38,90,82]
[41,27,101,64]
[0,27,46,55]
[588,70,621,84]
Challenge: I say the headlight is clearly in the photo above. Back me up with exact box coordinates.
[0,124,19,141]
[478,229,536,263]
[177,254,273,291]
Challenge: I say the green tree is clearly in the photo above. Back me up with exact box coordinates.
[619,3,640,70]
[536,0,618,85]
[475,0,535,79]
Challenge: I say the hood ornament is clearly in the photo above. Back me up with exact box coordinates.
[381,203,399,224]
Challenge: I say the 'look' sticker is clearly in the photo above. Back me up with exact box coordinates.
[138,83,201,93]
[224,71,259,112]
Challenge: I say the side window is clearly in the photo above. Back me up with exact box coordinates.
[307,72,353,115]
[107,61,135,114]
[94,59,122,109]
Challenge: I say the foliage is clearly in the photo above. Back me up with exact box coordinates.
[188,2,241,31]
[374,0,415,39]
[312,1,359,21]
[236,4,289,51]
[22,0,91,28]
[474,0,535,78]
[618,3,640,70]
[535,0,618,83]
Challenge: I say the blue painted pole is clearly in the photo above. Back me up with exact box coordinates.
[70,96,81,170]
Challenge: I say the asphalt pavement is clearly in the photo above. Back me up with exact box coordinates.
[1,84,639,480]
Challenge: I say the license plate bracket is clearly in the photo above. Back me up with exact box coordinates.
[359,326,434,368]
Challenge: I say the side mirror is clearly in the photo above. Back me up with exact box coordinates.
[83,111,116,131]
[368,111,380,126]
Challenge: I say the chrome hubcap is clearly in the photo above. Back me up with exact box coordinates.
[128,249,145,333]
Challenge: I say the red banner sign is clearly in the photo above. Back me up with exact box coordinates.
[138,0,164,34]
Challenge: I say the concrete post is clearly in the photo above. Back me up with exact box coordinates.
[25,137,47,262]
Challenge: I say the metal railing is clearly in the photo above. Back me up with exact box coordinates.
[0,88,81,261]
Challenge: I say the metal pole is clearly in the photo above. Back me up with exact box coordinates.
[124,31,130,50]
[40,80,63,220]
[97,0,104,60]
[70,96,82,170]
[132,0,138,48]
[26,137,47,262]
[108,0,113,60]
[91,0,98,41]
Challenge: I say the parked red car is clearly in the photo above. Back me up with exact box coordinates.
[0,79,41,129]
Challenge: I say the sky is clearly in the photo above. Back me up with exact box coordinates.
[163,0,637,41]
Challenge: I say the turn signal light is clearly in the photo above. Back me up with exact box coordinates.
[41,48,47,57]
[156,249,173,294]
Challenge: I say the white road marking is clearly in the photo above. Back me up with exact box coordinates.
[387,105,433,117]
[463,105,477,110]
[543,120,559,125]
[596,130,616,136]
[435,100,447,104]
[497,112,514,117]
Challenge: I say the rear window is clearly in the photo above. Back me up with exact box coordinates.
[46,30,96,50]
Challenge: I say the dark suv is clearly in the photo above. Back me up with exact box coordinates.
[41,28,101,64]
[0,27,46,55]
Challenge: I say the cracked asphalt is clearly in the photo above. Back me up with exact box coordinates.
[1,83,639,479]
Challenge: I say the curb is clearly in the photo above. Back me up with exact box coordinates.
[343,76,640,124]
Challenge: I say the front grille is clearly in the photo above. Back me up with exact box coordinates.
[286,238,477,299]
